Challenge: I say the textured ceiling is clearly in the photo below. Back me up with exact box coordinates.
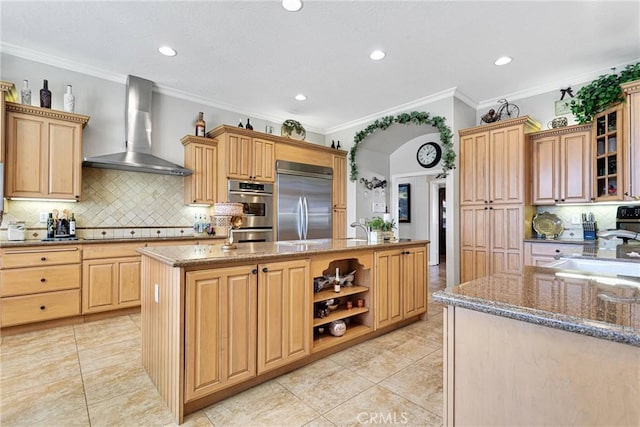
[1,1,639,133]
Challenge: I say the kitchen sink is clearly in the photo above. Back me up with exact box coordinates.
[545,258,640,279]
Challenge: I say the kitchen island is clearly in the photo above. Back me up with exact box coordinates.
[138,238,428,423]
[433,264,640,426]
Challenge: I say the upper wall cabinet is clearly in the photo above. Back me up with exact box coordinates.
[622,79,640,200]
[182,135,218,205]
[5,102,89,201]
[530,124,592,205]
[207,127,275,182]
[592,103,624,202]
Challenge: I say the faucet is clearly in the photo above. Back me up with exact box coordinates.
[350,222,370,241]
[597,229,640,241]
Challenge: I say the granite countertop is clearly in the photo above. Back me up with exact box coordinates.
[137,238,427,268]
[524,237,597,245]
[433,265,640,347]
[0,235,225,248]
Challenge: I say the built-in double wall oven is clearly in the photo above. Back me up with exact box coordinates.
[227,180,274,243]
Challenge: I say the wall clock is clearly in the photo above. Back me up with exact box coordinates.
[416,142,442,168]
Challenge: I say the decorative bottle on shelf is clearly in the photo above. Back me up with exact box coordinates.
[334,268,341,293]
[238,119,244,128]
[336,140,341,149]
[331,140,336,149]
[63,85,75,113]
[46,213,55,239]
[40,79,51,108]
[69,213,76,237]
[245,118,253,130]
[21,80,31,105]
[195,112,206,137]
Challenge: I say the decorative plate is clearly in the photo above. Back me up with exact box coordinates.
[281,119,306,141]
[533,212,564,239]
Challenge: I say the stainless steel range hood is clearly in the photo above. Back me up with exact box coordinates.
[83,75,193,176]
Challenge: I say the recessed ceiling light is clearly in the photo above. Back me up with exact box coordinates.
[494,56,512,66]
[282,0,303,12]
[370,50,386,61]
[158,46,177,57]
[295,93,307,101]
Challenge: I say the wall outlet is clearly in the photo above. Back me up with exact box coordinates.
[39,212,49,223]
[571,215,581,225]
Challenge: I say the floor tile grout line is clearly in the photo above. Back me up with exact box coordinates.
[73,324,93,427]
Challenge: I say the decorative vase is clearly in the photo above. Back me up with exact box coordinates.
[21,80,31,105]
[329,320,346,337]
[245,118,253,130]
[40,79,51,108]
[63,85,75,113]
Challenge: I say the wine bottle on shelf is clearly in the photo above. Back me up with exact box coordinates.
[336,140,341,149]
[40,79,52,108]
[46,213,55,239]
[238,119,244,128]
[69,213,76,237]
[63,85,75,113]
[246,118,253,130]
[21,80,31,105]
[195,112,206,137]
[331,140,336,149]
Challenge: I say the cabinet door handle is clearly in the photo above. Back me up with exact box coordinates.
[555,249,560,253]
[40,278,46,283]
[561,199,565,202]
[40,305,46,311]
[252,269,258,275]
[489,207,493,210]
[262,267,268,273]
[625,192,629,196]
[41,257,47,261]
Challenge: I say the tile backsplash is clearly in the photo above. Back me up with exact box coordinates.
[535,205,618,239]
[1,168,210,239]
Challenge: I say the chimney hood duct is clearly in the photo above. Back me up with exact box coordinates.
[82,75,193,176]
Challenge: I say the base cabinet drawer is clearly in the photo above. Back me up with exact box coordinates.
[1,247,81,268]
[1,265,81,297]
[1,289,81,327]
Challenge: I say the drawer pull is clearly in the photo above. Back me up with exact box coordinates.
[262,267,268,273]
[40,278,46,282]
[252,269,258,275]
[41,257,47,261]
[40,305,46,311]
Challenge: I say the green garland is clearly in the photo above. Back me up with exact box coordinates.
[348,111,455,181]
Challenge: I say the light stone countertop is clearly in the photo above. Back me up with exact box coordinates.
[0,235,224,248]
[137,238,428,268]
[433,265,640,347]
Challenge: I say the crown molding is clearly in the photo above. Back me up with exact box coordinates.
[1,43,326,134]
[476,58,640,110]
[6,101,90,127]
[325,87,462,135]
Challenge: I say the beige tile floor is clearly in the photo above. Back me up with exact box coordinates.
[0,262,446,427]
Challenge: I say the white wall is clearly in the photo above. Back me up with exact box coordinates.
[1,54,327,165]
[395,175,429,240]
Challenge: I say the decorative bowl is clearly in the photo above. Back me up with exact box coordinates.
[281,119,306,140]
[329,320,346,337]
[533,212,564,239]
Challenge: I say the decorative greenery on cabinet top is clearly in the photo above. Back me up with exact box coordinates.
[570,62,640,124]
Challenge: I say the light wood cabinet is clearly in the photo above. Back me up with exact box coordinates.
[0,81,14,164]
[332,208,346,239]
[592,103,625,201]
[82,243,141,314]
[459,117,540,282]
[460,205,525,282]
[0,246,81,327]
[531,124,592,205]
[4,102,89,201]
[622,79,640,200]
[374,246,427,329]
[332,154,347,208]
[257,258,310,374]
[223,132,275,182]
[523,241,585,266]
[182,135,218,205]
[185,265,257,401]
[332,153,347,239]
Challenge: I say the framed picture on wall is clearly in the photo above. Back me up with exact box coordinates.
[398,183,411,223]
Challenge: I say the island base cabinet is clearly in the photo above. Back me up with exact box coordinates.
[444,307,640,426]
[257,259,310,374]
[185,266,257,402]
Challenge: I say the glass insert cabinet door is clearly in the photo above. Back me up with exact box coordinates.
[593,104,624,201]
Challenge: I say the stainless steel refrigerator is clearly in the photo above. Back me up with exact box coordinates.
[276,160,333,241]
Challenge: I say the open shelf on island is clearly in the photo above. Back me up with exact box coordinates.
[313,323,372,353]
[313,285,368,303]
[314,306,369,327]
